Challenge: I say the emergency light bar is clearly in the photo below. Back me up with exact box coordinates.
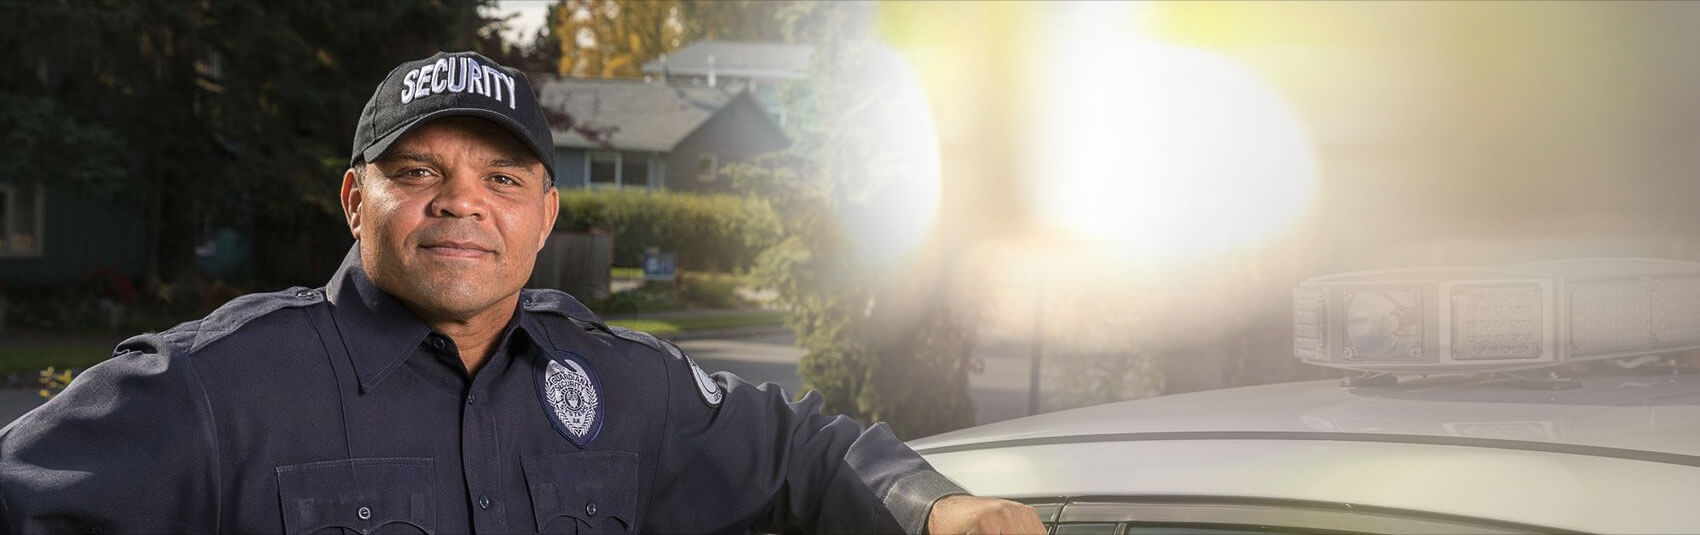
[1294,258,1700,373]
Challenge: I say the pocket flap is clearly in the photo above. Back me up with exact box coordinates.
[521,451,639,532]
[276,457,436,535]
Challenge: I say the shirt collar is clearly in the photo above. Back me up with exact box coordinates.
[324,244,540,392]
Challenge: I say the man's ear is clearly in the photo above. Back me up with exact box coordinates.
[340,168,363,240]
[538,186,559,253]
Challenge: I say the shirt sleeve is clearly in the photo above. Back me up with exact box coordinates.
[644,342,966,535]
[0,335,219,534]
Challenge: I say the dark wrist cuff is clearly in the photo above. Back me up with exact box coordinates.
[887,470,969,535]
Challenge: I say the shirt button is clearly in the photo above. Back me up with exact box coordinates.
[357,506,371,520]
[585,501,597,517]
[466,392,477,405]
[478,496,492,510]
[429,336,447,350]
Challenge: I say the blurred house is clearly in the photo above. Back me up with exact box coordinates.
[0,177,254,286]
[641,40,812,118]
[0,179,146,285]
[538,77,789,193]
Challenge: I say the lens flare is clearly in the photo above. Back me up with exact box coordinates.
[1028,2,1318,264]
[833,47,943,269]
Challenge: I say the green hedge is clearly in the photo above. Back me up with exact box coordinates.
[558,189,780,272]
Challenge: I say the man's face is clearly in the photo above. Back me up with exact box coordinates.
[340,117,558,322]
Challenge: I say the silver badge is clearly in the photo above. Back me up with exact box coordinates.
[540,356,602,447]
[687,356,724,407]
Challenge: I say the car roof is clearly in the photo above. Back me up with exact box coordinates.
[909,370,1700,461]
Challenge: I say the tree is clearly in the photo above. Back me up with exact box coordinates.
[675,1,785,43]
[727,2,977,439]
[0,0,496,290]
[478,5,563,75]
[546,0,787,79]
[550,0,678,78]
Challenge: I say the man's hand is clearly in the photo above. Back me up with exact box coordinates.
[926,494,1046,534]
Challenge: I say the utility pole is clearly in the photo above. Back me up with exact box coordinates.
[1029,276,1044,416]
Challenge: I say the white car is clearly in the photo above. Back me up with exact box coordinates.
[913,260,1700,535]
[913,369,1698,534]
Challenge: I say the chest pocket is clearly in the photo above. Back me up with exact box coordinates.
[521,451,639,534]
[276,457,436,535]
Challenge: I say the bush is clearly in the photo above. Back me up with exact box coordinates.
[596,273,749,314]
[7,267,141,333]
[558,189,780,272]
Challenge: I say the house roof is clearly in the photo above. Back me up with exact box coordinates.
[641,40,812,81]
[536,77,741,151]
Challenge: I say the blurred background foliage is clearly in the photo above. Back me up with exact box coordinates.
[546,0,782,78]
[0,0,511,289]
[539,0,985,435]
[723,2,981,438]
[557,188,778,272]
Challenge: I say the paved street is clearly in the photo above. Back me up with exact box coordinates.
[679,330,805,396]
[0,389,43,428]
[684,328,1045,427]
[0,328,1043,430]
[965,328,1044,426]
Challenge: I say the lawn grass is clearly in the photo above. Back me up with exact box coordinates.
[0,342,115,374]
[611,266,756,287]
[605,310,784,336]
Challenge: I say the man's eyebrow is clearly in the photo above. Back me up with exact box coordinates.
[485,157,534,169]
[377,151,438,166]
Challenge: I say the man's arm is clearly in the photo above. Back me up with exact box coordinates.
[644,339,1041,534]
[0,337,218,533]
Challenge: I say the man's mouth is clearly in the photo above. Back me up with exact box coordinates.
[419,241,494,259]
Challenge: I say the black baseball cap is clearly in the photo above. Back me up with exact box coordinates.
[350,51,556,181]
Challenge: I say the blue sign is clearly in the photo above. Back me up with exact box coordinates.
[643,247,677,281]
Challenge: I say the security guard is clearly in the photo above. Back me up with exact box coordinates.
[0,52,1042,534]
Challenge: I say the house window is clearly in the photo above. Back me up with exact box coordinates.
[588,151,619,187]
[585,151,656,188]
[624,152,650,187]
[0,182,44,257]
[696,153,719,182]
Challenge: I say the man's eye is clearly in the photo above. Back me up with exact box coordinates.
[490,174,519,186]
[390,168,435,180]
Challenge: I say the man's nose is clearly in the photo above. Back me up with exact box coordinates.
[429,173,486,219]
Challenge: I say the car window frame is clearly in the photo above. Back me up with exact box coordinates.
[1011,496,1580,535]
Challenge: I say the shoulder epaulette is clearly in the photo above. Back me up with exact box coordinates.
[519,288,600,324]
[188,287,326,352]
[520,288,685,357]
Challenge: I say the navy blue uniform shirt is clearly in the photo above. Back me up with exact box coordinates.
[0,248,964,534]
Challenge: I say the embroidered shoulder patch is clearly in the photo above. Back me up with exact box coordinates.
[685,356,724,407]
[535,351,604,448]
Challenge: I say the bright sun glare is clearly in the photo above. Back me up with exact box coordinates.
[1029,2,1318,264]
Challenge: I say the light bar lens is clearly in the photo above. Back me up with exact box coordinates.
[1653,276,1700,346]
[1571,280,1651,356]
[1450,284,1543,360]
[1293,288,1328,363]
[1343,287,1423,361]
